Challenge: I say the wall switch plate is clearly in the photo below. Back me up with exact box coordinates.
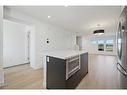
[47,40,49,43]
[47,38,49,43]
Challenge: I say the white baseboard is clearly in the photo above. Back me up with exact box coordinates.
[31,64,43,70]
[89,53,117,56]
[4,62,30,69]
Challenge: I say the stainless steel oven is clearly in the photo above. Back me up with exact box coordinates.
[66,55,80,80]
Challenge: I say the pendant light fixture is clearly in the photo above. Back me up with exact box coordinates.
[93,24,104,36]
[93,29,104,36]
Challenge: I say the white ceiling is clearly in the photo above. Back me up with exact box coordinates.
[7,6,122,35]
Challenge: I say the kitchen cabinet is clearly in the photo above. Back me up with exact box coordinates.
[47,56,66,89]
[66,52,88,88]
[46,52,88,89]
[80,52,88,78]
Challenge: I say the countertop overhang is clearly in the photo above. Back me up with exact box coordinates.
[43,50,88,59]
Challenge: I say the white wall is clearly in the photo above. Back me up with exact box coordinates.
[4,7,76,69]
[35,23,76,68]
[0,6,4,86]
[82,35,117,55]
[3,20,28,68]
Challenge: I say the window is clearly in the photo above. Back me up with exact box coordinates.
[98,40,104,51]
[98,40,104,44]
[106,40,113,52]
[106,40,113,44]
[91,40,97,44]
[90,39,114,52]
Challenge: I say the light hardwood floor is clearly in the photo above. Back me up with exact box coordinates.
[3,64,43,89]
[77,54,120,89]
[1,54,120,89]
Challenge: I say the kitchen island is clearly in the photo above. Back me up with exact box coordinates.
[43,50,88,89]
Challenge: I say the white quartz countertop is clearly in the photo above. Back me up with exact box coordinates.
[42,50,88,59]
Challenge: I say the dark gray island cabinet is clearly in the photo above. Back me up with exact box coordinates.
[46,52,88,89]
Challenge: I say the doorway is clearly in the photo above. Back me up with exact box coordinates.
[3,19,31,68]
[2,19,38,88]
[76,36,82,50]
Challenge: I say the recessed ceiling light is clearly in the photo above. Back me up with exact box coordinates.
[48,16,51,18]
[97,24,101,27]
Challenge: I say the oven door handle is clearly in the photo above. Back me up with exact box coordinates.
[117,63,127,76]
